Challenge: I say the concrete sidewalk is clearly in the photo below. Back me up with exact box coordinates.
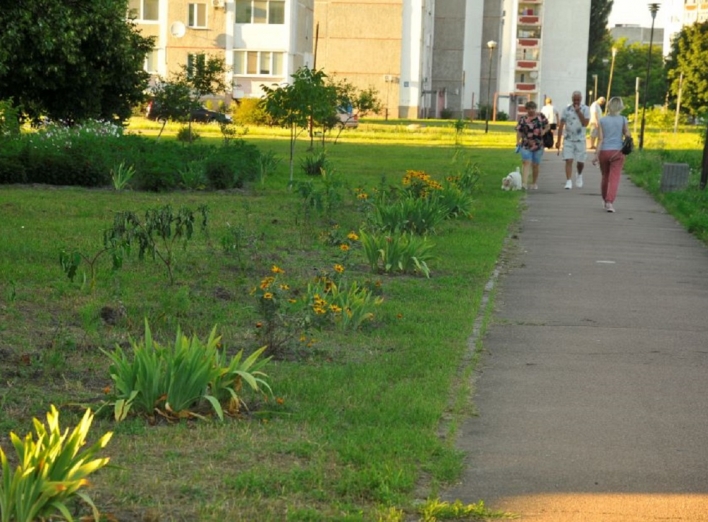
[443,153,708,520]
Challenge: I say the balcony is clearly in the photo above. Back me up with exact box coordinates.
[518,13,542,25]
[519,0,543,4]
[516,59,539,71]
[516,82,538,92]
[517,38,540,48]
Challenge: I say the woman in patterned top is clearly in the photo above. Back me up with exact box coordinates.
[515,100,550,190]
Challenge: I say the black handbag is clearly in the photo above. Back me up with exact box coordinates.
[543,130,554,149]
[621,135,634,155]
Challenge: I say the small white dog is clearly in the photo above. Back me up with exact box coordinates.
[502,170,523,191]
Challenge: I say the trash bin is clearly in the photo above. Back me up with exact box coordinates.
[660,163,690,192]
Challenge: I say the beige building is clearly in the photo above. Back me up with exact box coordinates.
[128,0,314,101]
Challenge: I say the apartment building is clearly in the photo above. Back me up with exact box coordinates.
[314,0,590,120]
[129,0,591,120]
[128,0,314,101]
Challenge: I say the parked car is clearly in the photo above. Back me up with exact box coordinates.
[146,101,232,124]
[336,107,359,128]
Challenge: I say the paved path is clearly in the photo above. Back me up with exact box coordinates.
[443,153,708,520]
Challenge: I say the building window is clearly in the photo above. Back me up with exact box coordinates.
[187,54,206,78]
[142,0,159,21]
[235,0,285,24]
[145,49,159,73]
[233,50,284,75]
[188,3,207,27]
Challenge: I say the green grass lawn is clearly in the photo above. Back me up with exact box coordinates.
[0,119,705,521]
[0,122,524,521]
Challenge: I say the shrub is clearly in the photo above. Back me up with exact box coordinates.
[301,150,328,176]
[369,195,449,235]
[102,320,272,421]
[0,405,112,522]
[359,229,435,277]
[177,126,201,143]
[205,156,236,189]
[233,98,270,126]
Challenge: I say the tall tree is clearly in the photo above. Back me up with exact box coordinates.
[666,21,708,118]
[0,0,154,124]
[586,0,615,101]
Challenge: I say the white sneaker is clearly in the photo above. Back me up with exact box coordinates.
[606,203,615,213]
[564,180,572,190]
[576,174,583,188]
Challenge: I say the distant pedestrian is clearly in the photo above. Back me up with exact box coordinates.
[592,96,630,213]
[515,100,550,190]
[541,97,559,149]
[556,91,590,190]
[588,96,606,150]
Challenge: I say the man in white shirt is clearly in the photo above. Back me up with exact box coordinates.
[588,96,606,150]
[541,98,559,130]
[556,91,590,190]
[541,98,559,149]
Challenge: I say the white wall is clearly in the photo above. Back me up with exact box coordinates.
[539,0,591,108]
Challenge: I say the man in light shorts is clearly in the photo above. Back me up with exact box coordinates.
[588,96,606,150]
[556,91,590,189]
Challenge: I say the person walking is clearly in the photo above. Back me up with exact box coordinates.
[541,97,559,149]
[515,100,550,190]
[556,91,590,190]
[592,96,630,213]
[588,96,606,150]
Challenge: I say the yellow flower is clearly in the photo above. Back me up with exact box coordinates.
[357,192,368,200]
[347,232,359,241]
[263,292,274,299]
[260,276,275,289]
[280,284,290,290]
[271,265,284,274]
[314,306,327,315]
[333,264,345,273]
[329,304,342,314]
[340,244,350,252]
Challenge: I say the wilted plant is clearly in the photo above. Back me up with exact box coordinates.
[109,204,209,284]
[110,161,136,190]
[102,320,272,421]
[359,229,435,277]
[0,405,112,522]
[59,222,129,291]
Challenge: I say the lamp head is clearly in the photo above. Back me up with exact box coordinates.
[648,3,660,18]
[487,40,497,50]
[612,47,617,57]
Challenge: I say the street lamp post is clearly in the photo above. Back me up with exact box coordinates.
[485,40,497,134]
[639,3,660,150]
[592,74,598,103]
[605,47,617,113]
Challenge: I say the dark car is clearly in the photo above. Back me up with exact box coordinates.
[146,101,232,124]
[190,106,233,124]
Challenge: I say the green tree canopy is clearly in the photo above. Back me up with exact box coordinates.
[0,0,154,124]
[666,21,708,117]
[598,38,666,113]
[586,0,614,99]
